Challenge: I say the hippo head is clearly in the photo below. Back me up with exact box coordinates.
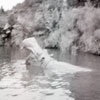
[20,37,43,57]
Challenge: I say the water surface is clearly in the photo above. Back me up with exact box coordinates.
[0,47,100,100]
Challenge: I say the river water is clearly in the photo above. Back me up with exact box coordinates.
[0,46,100,100]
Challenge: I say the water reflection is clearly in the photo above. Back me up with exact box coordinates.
[0,47,75,100]
[0,47,100,100]
[45,49,100,100]
[0,59,74,100]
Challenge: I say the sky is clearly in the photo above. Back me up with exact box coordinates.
[0,0,25,11]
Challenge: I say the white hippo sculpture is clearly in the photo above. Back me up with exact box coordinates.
[21,37,92,76]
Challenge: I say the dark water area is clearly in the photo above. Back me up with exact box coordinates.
[49,50,100,100]
[0,46,29,62]
[0,46,100,100]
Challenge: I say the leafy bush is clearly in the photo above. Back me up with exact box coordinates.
[8,13,17,26]
[7,0,100,54]
[42,4,100,54]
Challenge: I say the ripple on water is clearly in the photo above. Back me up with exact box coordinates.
[0,60,74,100]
